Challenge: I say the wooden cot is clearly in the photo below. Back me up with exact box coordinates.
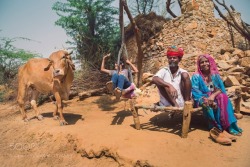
[128,89,242,138]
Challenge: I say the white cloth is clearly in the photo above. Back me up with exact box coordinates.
[154,67,188,107]
[206,81,214,92]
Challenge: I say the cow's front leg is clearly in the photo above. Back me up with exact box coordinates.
[52,101,60,120]
[19,103,29,122]
[54,92,68,125]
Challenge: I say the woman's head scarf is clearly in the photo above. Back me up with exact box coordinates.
[195,54,219,77]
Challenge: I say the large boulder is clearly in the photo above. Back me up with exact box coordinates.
[224,76,241,87]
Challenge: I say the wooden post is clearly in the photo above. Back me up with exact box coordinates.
[233,89,243,119]
[118,0,124,72]
[129,98,141,130]
[234,88,241,114]
[182,101,192,138]
[122,0,144,87]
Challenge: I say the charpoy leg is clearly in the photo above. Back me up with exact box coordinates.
[182,101,192,138]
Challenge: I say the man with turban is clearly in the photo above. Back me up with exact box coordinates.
[152,46,191,107]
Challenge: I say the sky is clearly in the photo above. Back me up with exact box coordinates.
[0,0,249,58]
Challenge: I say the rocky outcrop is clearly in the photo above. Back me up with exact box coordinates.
[125,0,247,74]
[125,0,250,111]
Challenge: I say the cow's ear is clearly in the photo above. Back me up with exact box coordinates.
[71,63,75,70]
[67,59,75,70]
[66,54,72,61]
[44,60,52,71]
[65,50,73,60]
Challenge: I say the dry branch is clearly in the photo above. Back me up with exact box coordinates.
[213,0,250,41]
[78,87,106,100]
[166,0,177,18]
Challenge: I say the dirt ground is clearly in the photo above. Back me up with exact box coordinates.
[0,89,250,167]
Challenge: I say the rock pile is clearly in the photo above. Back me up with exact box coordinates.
[124,0,250,112]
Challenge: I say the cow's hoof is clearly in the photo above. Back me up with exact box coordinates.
[37,115,44,120]
[53,116,59,120]
[59,120,68,126]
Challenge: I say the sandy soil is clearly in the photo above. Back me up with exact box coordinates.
[0,90,250,167]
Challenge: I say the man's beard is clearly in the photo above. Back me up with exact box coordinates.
[169,62,178,68]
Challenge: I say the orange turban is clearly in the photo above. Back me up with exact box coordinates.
[166,46,184,58]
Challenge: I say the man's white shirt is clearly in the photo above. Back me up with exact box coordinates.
[154,67,188,107]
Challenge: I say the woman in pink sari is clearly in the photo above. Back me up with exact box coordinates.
[191,54,242,138]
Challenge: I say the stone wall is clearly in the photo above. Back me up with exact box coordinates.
[125,0,246,74]
[125,0,250,114]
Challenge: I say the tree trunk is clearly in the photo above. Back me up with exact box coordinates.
[122,0,144,87]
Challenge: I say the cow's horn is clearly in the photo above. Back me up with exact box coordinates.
[62,49,73,55]
[67,50,73,55]
[44,59,52,71]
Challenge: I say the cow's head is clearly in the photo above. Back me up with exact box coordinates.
[44,50,75,78]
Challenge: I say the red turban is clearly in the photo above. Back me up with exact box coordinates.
[166,46,184,58]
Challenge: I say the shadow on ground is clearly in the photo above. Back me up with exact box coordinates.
[138,111,208,137]
[40,112,83,125]
[93,95,119,111]
[111,109,132,125]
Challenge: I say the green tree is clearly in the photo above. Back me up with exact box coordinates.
[52,0,120,67]
[0,37,38,85]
